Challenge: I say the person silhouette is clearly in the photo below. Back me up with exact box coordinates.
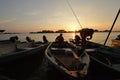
[10,36,19,43]
[43,35,48,43]
[79,28,94,47]
[55,33,64,44]
[26,36,34,42]
[74,35,81,44]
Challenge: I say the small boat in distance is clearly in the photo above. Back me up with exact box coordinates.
[111,34,120,48]
[111,39,120,48]
[45,41,90,79]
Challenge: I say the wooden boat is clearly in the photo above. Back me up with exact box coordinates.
[45,41,90,79]
[111,33,120,48]
[111,39,120,48]
[0,40,49,76]
[70,41,120,79]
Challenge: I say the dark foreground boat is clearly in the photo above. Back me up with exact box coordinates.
[70,41,120,79]
[45,41,90,79]
[0,40,49,79]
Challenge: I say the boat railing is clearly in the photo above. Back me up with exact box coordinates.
[51,48,73,57]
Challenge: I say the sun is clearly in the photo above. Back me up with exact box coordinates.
[69,25,80,31]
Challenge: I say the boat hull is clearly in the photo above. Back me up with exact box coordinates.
[89,56,120,79]
[0,42,49,79]
[70,41,120,79]
[45,42,90,80]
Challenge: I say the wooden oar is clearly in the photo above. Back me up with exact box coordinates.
[66,50,79,59]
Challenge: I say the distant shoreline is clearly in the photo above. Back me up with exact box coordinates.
[0,31,120,34]
[29,31,120,34]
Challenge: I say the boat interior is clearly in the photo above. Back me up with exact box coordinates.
[0,43,22,55]
[86,47,120,71]
[70,41,120,73]
[50,46,86,71]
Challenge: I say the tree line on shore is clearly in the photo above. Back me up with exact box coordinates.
[29,29,120,34]
[0,29,120,34]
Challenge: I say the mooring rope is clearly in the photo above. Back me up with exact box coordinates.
[66,0,83,29]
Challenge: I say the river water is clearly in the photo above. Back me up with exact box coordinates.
[0,32,119,46]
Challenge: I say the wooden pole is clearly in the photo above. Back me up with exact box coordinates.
[104,8,120,46]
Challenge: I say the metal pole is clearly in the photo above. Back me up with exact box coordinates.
[104,8,120,46]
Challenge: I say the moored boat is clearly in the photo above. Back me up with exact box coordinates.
[111,39,120,49]
[70,41,120,79]
[45,41,90,79]
[0,40,49,79]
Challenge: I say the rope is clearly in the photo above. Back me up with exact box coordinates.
[66,0,83,29]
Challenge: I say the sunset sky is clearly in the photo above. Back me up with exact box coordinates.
[0,0,120,33]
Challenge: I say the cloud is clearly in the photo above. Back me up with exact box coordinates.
[0,18,16,24]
